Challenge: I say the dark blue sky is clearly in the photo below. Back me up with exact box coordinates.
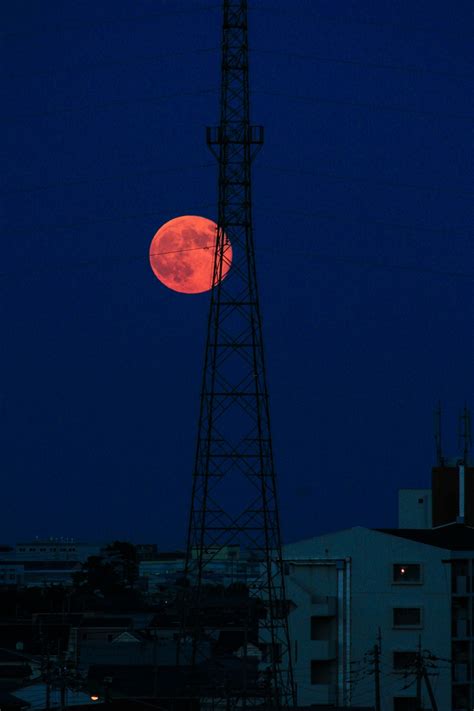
[2,1,473,547]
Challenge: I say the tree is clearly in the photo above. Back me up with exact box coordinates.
[73,542,139,596]
[72,555,122,595]
[103,541,139,589]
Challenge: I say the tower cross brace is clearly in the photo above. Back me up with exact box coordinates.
[180,1,295,708]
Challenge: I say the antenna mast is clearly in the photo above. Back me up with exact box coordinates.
[180,0,295,707]
[434,401,444,465]
[459,404,472,465]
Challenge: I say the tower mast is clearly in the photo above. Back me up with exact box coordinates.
[182,0,295,707]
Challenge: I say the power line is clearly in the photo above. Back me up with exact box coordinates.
[4,87,472,124]
[251,4,474,42]
[252,48,474,82]
[6,47,470,84]
[1,245,474,284]
[260,163,474,200]
[0,5,221,41]
[0,163,214,198]
[4,88,217,122]
[5,48,218,81]
[254,89,474,122]
[3,205,215,235]
[4,161,473,201]
[256,205,474,239]
[4,201,473,240]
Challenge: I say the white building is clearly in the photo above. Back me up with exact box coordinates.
[284,526,454,710]
[14,539,102,562]
[0,563,24,586]
[0,539,105,587]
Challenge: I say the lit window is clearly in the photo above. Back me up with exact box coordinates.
[393,563,421,584]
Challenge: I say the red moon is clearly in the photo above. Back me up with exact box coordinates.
[149,215,232,294]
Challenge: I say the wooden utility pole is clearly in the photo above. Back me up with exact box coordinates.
[422,666,439,711]
[374,629,381,711]
[416,637,423,711]
[415,641,441,711]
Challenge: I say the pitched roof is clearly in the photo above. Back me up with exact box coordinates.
[80,618,131,628]
[375,523,474,550]
[0,690,30,708]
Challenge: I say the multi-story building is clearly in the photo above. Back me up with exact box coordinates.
[0,539,104,588]
[14,539,102,563]
[284,526,453,710]
[0,563,24,587]
[284,452,474,711]
[139,545,261,593]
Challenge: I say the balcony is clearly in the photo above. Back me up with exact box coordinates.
[453,663,468,682]
[310,639,337,660]
[454,576,468,595]
[306,684,336,705]
[454,619,469,638]
[310,595,337,617]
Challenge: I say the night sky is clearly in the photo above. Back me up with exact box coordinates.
[2,1,473,547]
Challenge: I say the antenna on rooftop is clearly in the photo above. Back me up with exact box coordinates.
[459,404,472,465]
[434,401,444,466]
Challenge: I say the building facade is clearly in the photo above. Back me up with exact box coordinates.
[284,526,453,710]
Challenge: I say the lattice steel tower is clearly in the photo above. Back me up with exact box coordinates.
[181,0,295,708]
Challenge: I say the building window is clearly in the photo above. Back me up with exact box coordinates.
[310,660,332,684]
[393,563,421,584]
[393,698,417,711]
[393,651,417,671]
[393,608,422,628]
[311,616,332,641]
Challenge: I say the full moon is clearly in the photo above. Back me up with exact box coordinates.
[149,215,232,294]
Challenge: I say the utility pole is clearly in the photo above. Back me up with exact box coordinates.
[414,640,441,711]
[421,666,439,711]
[416,638,423,711]
[179,0,295,707]
[59,653,67,711]
[374,629,381,711]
